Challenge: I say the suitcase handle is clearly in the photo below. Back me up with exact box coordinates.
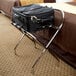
[31,15,54,23]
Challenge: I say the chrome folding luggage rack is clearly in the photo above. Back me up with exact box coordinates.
[12,7,64,68]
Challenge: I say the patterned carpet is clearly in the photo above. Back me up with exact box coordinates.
[0,13,76,76]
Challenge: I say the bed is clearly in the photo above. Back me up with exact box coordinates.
[33,2,76,69]
[0,0,20,18]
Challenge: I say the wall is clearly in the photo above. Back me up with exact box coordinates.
[56,0,73,2]
[44,0,56,2]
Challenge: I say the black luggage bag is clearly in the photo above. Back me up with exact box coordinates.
[12,4,54,32]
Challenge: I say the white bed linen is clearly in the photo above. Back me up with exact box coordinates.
[40,3,76,14]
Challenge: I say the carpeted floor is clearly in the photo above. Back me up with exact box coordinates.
[0,13,76,76]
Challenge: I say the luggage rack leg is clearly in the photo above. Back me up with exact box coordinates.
[32,24,63,68]
[14,28,42,55]
[14,33,25,55]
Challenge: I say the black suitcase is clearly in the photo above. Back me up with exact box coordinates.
[12,4,54,32]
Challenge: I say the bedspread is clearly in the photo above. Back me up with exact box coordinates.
[0,0,20,18]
